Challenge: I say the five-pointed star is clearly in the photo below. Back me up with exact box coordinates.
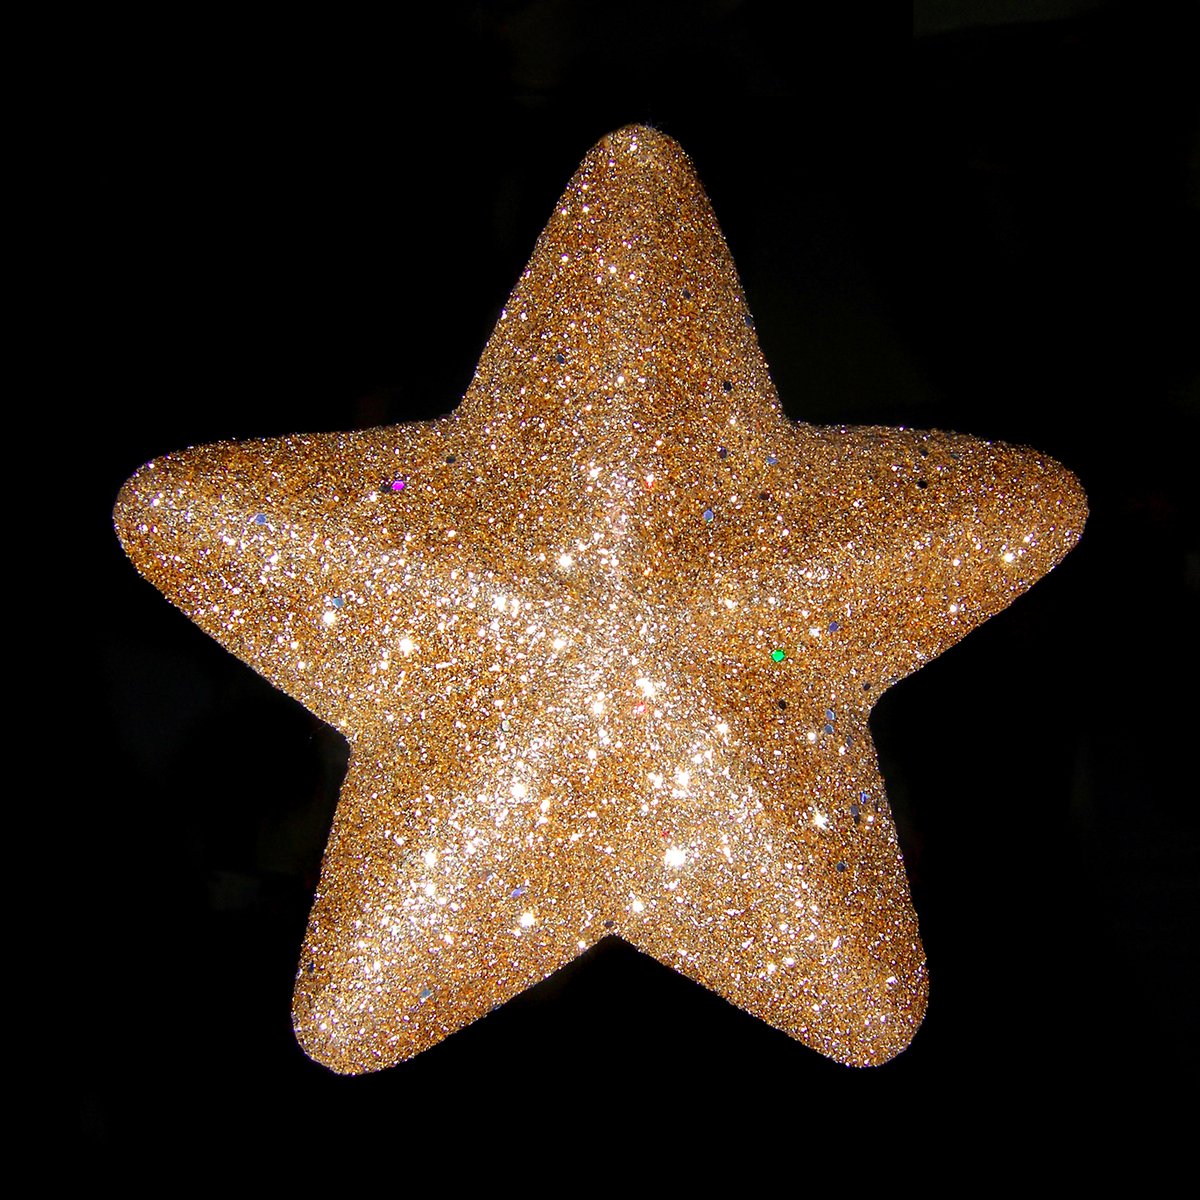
[115,125,1085,1071]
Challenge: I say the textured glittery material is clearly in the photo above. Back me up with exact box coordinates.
[114,126,1086,1072]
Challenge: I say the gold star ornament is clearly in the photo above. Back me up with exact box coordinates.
[115,126,1086,1071]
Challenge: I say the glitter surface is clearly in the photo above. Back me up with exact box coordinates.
[113,125,1086,1073]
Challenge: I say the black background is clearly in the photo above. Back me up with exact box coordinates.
[81,2,1195,1159]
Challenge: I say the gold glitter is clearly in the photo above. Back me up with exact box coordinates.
[113,125,1086,1073]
